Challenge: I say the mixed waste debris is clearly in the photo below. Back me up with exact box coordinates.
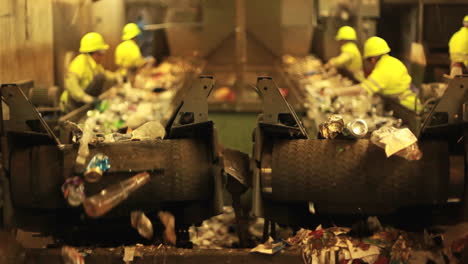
[188,206,293,249]
[56,59,195,255]
[370,127,422,161]
[287,221,455,264]
[54,212,467,264]
[282,55,426,160]
[189,206,239,249]
[250,237,289,255]
[282,54,449,137]
[24,55,459,262]
[282,55,401,133]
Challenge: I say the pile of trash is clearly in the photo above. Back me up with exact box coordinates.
[134,57,204,91]
[282,55,401,135]
[316,114,422,161]
[283,55,424,160]
[189,206,239,249]
[80,86,174,136]
[288,223,450,264]
[71,56,202,137]
[189,207,294,249]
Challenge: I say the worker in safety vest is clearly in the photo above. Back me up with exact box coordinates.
[325,26,364,82]
[448,15,468,76]
[333,36,422,112]
[60,32,119,113]
[115,23,154,78]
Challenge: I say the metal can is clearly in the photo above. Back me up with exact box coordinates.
[346,119,368,138]
[319,115,345,139]
[84,153,110,183]
[84,167,103,183]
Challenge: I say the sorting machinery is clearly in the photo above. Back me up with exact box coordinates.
[2,74,468,248]
[251,75,468,238]
[0,76,224,245]
[2,1,468,257]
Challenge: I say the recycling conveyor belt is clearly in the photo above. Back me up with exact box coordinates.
[268,139,449,214]
[10,139,213,210]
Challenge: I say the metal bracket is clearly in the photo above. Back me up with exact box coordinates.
[257,77,308,139]
[0,82,60,145]
[164,76,215,138]
[422,75,468,133]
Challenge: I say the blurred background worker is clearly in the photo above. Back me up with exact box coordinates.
[448,15,468,76]
[324,26,363,83]
[333,37,422,112]
[115,23,155,81]
[60,32,119,113]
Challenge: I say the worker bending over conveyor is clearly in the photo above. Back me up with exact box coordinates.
[333,37,422,112]
[115,23,155,79]
[325,26,364,82]
[60,32,119,113]
[448,15,468,76]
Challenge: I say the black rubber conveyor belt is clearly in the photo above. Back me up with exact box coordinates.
[269,139,449,213]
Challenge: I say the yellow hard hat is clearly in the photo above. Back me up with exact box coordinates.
[336,26,357,41]
[79,32,109,53]
[464,15,468,24]
[363,36,391,58]
[122,23,141,41]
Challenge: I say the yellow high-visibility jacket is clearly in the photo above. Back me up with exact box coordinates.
[449,27,468,67]
[60,54,115,109]
[329,42,364,81]
[361,54,421,112]
[115,40,145,75]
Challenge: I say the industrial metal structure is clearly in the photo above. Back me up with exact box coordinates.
[0,76,224,245]
[252,75,468,237]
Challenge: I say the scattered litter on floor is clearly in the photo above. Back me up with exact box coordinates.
[250,237,289,255]
[286,221,454,264]
[123,246,135,263]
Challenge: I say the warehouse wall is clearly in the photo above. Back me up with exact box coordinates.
[53,0,93,89]
[0,0,125,88]
[91,0,126,71]
[0,0,54,86]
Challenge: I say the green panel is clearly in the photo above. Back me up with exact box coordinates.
[210,112,258,155]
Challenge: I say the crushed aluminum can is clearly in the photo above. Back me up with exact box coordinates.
[319,115,344,139]
[84,153,110,183]
[346,119,368,138]
[61,177,85,207]
[131,211,154,240]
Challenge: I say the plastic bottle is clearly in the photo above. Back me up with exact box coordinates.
[83,172,150,218]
